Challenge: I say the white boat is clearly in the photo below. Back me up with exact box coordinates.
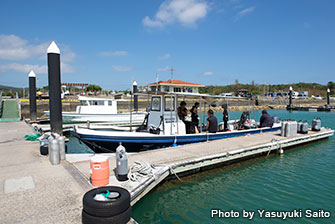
[44,96,146,125]
[72,93,281,152]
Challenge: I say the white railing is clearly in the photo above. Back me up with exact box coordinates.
[16,92,21,120]
[0,92,2,118]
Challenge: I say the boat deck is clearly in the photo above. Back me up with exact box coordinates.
[66,128,334,205]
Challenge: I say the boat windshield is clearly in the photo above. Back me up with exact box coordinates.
[164,96,175,111]
[88,100,104,106]
[151,96,161,111]
[80,100,88,106]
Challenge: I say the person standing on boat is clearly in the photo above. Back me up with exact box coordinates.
[259,109,273,128]
[191,102,200,133]
[178,101,191,133]
[206,109,218,133]
[222,104,229,131]
[177,101,188,121]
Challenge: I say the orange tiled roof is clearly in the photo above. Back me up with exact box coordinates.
[146,80,204,87]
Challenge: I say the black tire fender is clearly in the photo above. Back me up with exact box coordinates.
[83,186,131,217]
[82,206,131,224]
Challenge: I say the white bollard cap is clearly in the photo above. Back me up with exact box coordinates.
[28,70,36,78]
[47,41,60,54]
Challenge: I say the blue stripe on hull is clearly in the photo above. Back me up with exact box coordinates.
[73,127,281,152]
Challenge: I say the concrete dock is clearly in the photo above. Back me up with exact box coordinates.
[67,127,334,206]
[0,121,333,224]
[0,121,84,224]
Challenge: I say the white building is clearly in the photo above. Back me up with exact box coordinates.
[142,80,205,94]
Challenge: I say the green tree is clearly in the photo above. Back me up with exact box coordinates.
[87,84,102,95]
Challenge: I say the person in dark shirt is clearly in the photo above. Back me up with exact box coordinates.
[206,109,218,133]
[191,102,200,132]
[177,101,192,134]
[222,104,229,131]
[177,101,188,121]
[259,109,274,128]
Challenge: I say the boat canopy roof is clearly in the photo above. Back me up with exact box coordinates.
[78,96,125,101]
[134,91,244,99]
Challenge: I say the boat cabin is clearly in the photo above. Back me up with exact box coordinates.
[76,96,118,114]
[147,95,186,135]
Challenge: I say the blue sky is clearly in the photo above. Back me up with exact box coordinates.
[0,0,334,90]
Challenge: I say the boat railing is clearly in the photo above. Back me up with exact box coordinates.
[0,91,2,118]
[16,92,21,120]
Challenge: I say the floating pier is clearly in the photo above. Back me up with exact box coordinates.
[66,127,334,206]
[287,105,335,112]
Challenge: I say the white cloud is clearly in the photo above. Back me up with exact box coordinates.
[0,34,76,63]
[201,71,213,76]
[0,62,75,74]
[235,6,255,21]
[0,34,48,60]
[0,34,77,74]
[0,63,47,74]
[143,0,209,28]
[157,53,171,60]
[112,65,133,72]
[100,51,128,56]
[61,63,76,73]
[61,45,76,62]
[157,66,171,72]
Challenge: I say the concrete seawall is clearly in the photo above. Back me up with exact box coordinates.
[20,98,327,118]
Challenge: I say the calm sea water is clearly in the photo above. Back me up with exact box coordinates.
[131,110,335,224]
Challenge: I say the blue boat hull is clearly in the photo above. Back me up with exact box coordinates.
[72,126,281,153]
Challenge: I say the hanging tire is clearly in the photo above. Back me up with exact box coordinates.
[82,206,131,224]
[83,186,130,217]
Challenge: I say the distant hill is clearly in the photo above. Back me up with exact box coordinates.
[0,84,24,91]
[199,82,334,97]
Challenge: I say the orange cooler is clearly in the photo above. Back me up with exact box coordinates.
[90,155,109,186]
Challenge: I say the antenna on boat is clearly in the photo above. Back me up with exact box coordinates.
[170,67,174,83]
[156,72,159,94]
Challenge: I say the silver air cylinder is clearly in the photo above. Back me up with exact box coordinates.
[281,121,287,136]
[116,144,128,181]
[49,138,60,165]
[297,120,303,133]
[312,118,321,131]
[301,121,309,134]
[58,136,66,160]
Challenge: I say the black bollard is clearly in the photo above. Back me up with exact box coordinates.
[28,70,37,121]
[47,41,63,135]
[327,88,330,105]
[288,86,293,109]
[133,80,138,112]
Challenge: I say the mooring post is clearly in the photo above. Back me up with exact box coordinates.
[28,70,37,121]
[47,41,63,135]
[327,88,330,106]
[133,80,138,112]
[288,86,293,109]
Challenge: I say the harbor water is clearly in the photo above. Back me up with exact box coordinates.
[131,110,335,223]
